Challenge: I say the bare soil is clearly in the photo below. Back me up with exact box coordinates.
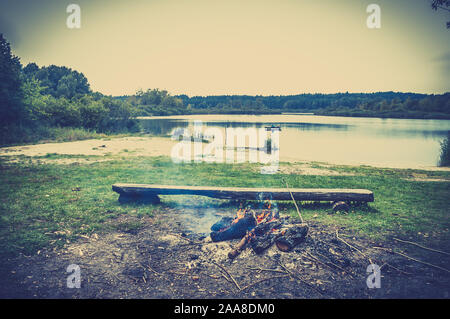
[1,206,449,299]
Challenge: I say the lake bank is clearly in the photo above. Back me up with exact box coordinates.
[2,135,450,171]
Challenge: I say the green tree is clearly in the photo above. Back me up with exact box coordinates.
[23,63,91,99]
[430,0,450,28]
[0,34,23,126]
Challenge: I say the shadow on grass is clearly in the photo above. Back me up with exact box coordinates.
[117,195,381,216]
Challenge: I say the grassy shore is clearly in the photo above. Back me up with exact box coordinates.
[0,153,449,259]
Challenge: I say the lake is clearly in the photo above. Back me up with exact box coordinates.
[139,114,450,168]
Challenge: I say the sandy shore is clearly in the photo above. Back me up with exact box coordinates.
[0,136,178,158]
[0,136,449,173]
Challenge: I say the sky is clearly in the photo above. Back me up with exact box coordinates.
[0,0,449,96]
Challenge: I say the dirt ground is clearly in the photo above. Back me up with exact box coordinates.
[1,204,449,299]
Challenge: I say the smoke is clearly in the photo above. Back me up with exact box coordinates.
[169,191,280,236]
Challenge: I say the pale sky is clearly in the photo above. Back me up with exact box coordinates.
[0,0,449,96]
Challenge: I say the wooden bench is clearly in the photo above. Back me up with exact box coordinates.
[112,183,374,204]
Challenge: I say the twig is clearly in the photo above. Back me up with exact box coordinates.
[277,261,324,296]
[373,247,450,274]
[393,237,450,256]
[110,272,122,283]
[283,178,304,223]
[246,266,287,274]
[138,261,160,275]
[210,261,241,291]
[240,275,289,291]
[306,251,353,277]
[168,272,187,276]
[172,233,203,245]
[302,252,330,269]
[336,229,373,264]
[379,262,412,276]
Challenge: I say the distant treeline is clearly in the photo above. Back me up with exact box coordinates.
[175,92,450,119]
[116,91,450,119]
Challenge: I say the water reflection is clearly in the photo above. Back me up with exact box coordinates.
[140,119,188,136]
[138,115,450,167]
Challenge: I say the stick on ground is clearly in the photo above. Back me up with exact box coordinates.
[210,261,242,291]
[373,247,450,274]
[283,179,304,223]
[393,237,450,256]
[336,229,373,264]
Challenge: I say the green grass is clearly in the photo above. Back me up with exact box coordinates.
[0,155,449,258]
[0,126,107,147]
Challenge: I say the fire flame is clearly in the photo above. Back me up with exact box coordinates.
[229,199,280,244]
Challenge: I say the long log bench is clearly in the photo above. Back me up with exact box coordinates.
[112,183,374,204]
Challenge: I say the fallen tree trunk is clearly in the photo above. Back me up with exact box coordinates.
[112,183,374,203]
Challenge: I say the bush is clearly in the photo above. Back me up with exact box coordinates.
[439,132,450,167]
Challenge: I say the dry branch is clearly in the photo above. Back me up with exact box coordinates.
[240,275,290,291]
[210,261,241,290]
[336,229,373,264]
[306,251,352,276]
[277,261,324,296]
[283,179,304,223]
[373,247,450,274]
[393,237,450,256]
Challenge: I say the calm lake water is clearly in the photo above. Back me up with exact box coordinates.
[139,114,450,168]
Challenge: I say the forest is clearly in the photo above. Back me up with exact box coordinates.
[173,92,450,119]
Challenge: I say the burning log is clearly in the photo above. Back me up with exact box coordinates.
[210,216,234,232]
[210,208,256,242]
[228,233,252,259]
[274,223,309,252]
[210,201,309,259]
[249,219,283,254]
[250,232,277,254]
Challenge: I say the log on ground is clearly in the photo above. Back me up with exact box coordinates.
[112,183,374,202]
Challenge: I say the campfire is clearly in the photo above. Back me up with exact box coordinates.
[210,200,309,259]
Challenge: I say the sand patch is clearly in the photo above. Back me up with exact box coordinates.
[276,163,356,176]
[0,137,178,163]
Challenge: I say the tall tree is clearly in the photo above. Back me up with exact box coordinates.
[0,33,23,125]
[23,63,91,99]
